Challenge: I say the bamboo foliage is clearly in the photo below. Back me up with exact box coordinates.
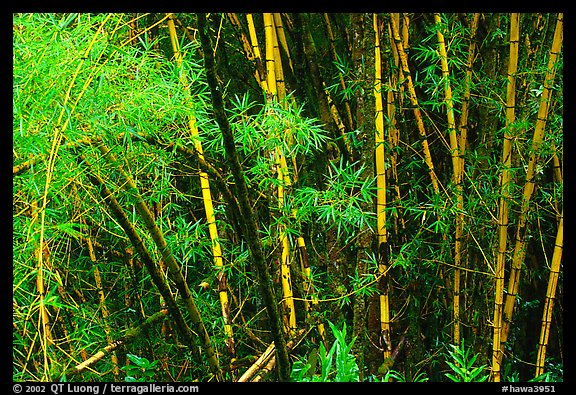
[497,14,563,372]
[166,13,236,360]
[535,210,563,377]
[491,12,520,383]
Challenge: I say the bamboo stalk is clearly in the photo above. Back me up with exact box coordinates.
[374,13,392,361]
[264,12,298,335]
[434,12,464,346]
[535,210,563,377]
[246,14,268,92]
[491,12,520,382]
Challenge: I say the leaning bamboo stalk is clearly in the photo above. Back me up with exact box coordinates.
[389,14,440,195]
[246,14,268,92]
[498,12,563,371]
[237,342,276,382]
[167,13,236,360]
[273,13,293,75]
[374,13,392,361]
[73,151,197,352]
[491,12,520,382]
[95,142,224,381]
[434,12,464,346]
[535,210,563,378]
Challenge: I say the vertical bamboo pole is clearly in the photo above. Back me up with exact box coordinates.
[264,12,297,335]
[434,12,463,346]
[535,210,563,377]
[491,12,520,382]
[374,13,392,362]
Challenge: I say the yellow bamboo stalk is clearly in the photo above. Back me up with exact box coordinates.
[401,13,410,49]
[264,13,278,101]
[535,210,562,377]
[273,13,293,75]
[246,14,268,92]
[63,309,169,379]
[535,212,564,377]
[434,12,463,346]
[264,12,297,334]
[491,12,520,382]
[498,12,563,372]
[374,13,392,360]
[271,16,287,104]
[238,342,276,382]
[167,14,236,359]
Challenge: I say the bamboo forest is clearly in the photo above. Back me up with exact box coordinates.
[13,13,563,383]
